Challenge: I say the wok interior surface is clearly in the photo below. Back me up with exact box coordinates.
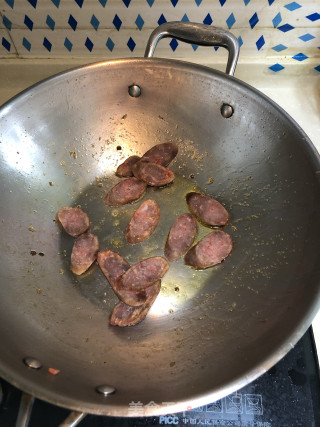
[0,58,320,416]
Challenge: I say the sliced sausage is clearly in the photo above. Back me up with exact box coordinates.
[140,142,178,167]
[57,207,90,237]
[113,286,150,307]
[110,280,161,327]
[184,230,232,269]
[165,213,197,261]
[126,200,160,244]
[115,155,141,177]
[71,233,99,275]
[132,161,174,187]
[97,250,149,306]
[115,256,169,292]
[97,250,130,286]
[113,277,161,306]
[104,177,147,206]
[186,192,229,227]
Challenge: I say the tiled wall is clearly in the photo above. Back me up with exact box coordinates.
[0,0,319,72]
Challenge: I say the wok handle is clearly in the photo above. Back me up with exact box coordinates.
[144,21,240,76]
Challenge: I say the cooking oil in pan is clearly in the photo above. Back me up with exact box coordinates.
[68,174,227,317]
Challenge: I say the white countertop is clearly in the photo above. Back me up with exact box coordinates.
[1,57,319,362]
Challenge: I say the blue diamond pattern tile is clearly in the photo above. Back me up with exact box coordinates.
[106,37,114,51]
[299,33,315,42]
[158,14,167,25]
[28,0,37,8]
[226,13,236,29]
[256,35,265,50]
[272,43,287,52]
[64,37,72,52]
[43,37,52,52]
[203,13,213,25]
[113,14,122,31]
[22,37,31,51]
[5,0,14,9]
[238,36,243,47]
[269,63,284,72]
[0,0,316,61]
[68,15,77,31]
[85,37,93,52]
[46,15,55,30]
[314,65,320,72]
[292,52,308,61]
[306,13,320,22]
[170,39,178,51]
[3,16,12,31]
[249,12,259,29]
[278,23,294,32]
[90,14,100,30]
[272,12,282,27]
[24,15,34,31]
[127,37,136,52]
[74,0,84,7]
[2,37,11,51]
[214,46,219,51]
[284,2,301,11]
[135,14,144,30]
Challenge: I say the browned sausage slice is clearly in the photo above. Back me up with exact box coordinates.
[132,161,174,187]
[57,207,90,237]
[140,142,178,167]
[97,250,130,286]
[71,233,99,275]
[165,213,197,261]
[115,155,141,177]
[184,230,232,269]
[110,280,161,327]
[104,177,147,206]
[113,286,150,307]
[186,192,229,227]
[97,250,149,306]
[126,200,160,244]
[115,256,169,291]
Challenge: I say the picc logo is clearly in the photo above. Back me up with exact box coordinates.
[159,415,179,424]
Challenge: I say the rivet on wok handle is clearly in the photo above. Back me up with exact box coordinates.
[221,103,234,118]
[128,85,141,98]
[23,357,42,369]
[95,384,116,396]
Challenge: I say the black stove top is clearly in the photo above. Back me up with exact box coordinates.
[1,328,320,427]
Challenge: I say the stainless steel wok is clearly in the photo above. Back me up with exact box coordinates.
[0,22,320,419]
